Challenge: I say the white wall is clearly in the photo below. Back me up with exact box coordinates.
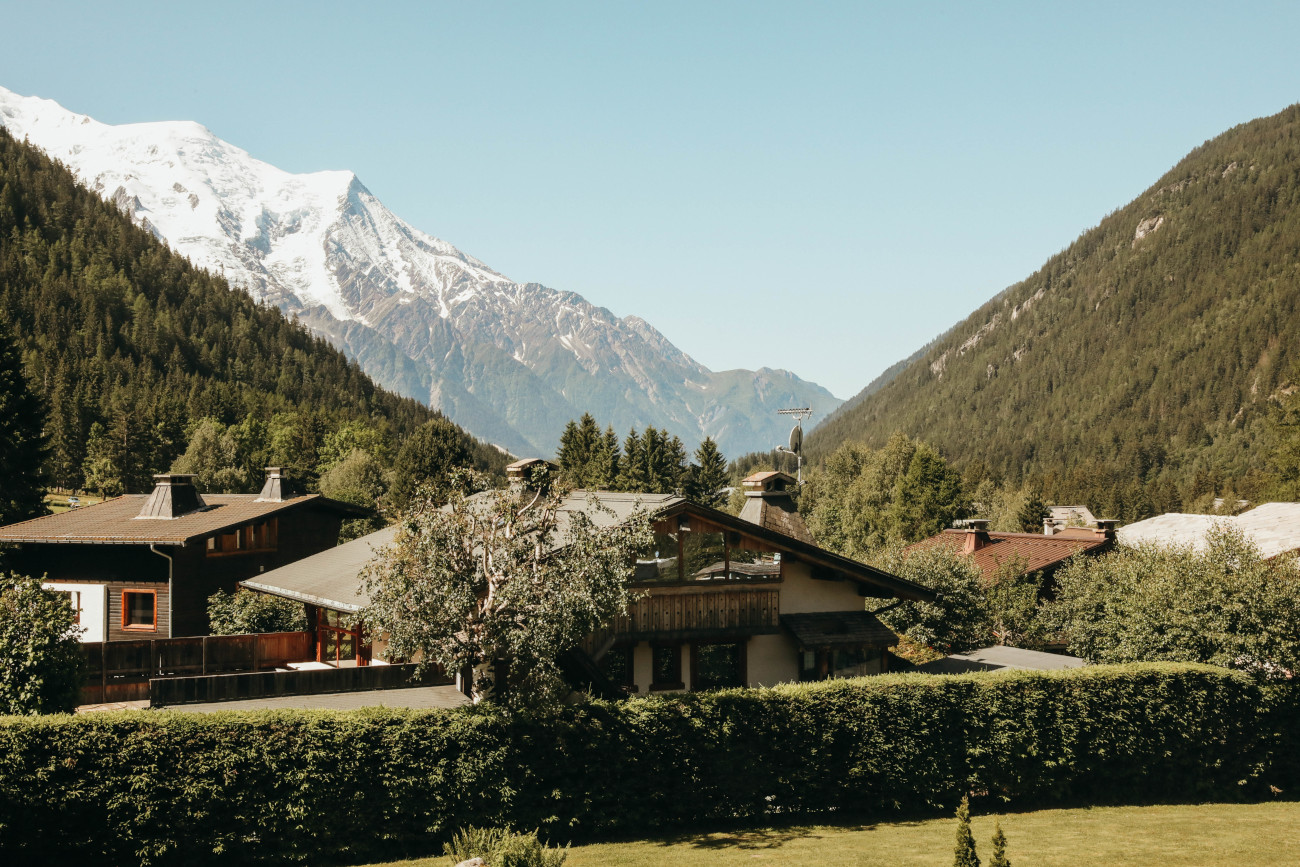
[777,560,867,614]
[43,581,106,643]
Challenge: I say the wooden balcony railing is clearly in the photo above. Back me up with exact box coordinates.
[599,586,781,643]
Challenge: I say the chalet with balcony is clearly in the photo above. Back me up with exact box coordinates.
[0,470,364,642]
[242,465,936,694]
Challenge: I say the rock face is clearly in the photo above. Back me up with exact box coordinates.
[0,85,840,457]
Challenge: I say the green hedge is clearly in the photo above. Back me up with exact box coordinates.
[0,664,1293,865]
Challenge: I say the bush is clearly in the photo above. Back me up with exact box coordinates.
[206,589,306,635]
[0,664,1293,864]
[444,826,567,867]
[0,573,82,714]
[1046,526,1300,676]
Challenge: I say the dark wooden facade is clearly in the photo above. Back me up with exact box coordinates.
[10,502,351,640]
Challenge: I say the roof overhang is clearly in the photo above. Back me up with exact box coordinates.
[648,500,937,603]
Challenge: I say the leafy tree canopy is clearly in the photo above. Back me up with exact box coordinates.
[362,474,653,708]
[803,432,970,560]
[389,417,480,512]
[871,543,989,654]
[1045,525,1300,677]
[0,573,82,714]
[206,589,307,635]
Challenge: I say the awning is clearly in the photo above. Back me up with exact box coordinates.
[780,611,898,649]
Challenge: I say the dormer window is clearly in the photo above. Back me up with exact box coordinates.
[205,518,278,556]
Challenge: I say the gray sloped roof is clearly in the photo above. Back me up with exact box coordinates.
[918,645,1085,674]
[1118,502,1300,560]
[240,492,679,613]
[241,524,398,612]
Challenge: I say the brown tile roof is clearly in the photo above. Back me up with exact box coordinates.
[0,494,361,546]
[907,529,1111,581]
[737,496,816,546]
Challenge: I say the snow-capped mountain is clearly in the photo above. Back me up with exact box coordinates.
[0,86,840,456]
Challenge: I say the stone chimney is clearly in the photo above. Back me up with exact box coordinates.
[135,474,208,519]
[963,518,991,553]
[1043,517,1058,536]
[256,467,299,503]
[506,458,558,497]
[738,471,815,545]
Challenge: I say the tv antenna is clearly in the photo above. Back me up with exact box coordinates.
[774,406,812,485]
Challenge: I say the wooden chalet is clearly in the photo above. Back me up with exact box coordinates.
[243,464,937,695]
[0,470,364,642]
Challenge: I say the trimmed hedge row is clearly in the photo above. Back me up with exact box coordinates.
[0,663,1295,865]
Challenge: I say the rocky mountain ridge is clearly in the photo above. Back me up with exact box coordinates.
[0,85,839,457]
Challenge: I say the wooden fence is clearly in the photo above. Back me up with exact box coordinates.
[80,631,313,704]
[149,662,452,708]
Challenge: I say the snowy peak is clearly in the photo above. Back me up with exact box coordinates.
[0,85,840,456]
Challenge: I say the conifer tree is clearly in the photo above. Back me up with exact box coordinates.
[953,795,980,867]
[82,421,123,499]
[556,418,583,480]
[989,821,1010,867]
[0,324,48,523]
[617,429,647,492]
[596,424,621,487]
[1016,488,1049,534]
[686,437,728,507]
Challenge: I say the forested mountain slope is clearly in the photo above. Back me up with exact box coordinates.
[807,104,1300,519]
[0,127,501,495]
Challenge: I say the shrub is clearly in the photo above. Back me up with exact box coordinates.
[0,664,1292,864]
[953,795,979,867]
[0,572,82,714]
[443,826,567,867]
[989,821,1010,867]
[206,588,306,634]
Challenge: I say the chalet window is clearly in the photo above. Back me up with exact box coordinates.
[650,644,683,690]
[799,647,881,682]
[692,642,746,690]
[598,645,635,691]
[206,519,278,556]
[316,608,358,664]
[121,590,157,631]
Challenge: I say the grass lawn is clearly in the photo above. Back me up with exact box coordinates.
[362,801,1300,867]
[44,491,106,513]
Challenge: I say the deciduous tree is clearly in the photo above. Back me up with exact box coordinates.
[207,589,306,634]
[0,573,82,714]
[362,474,653,708]
[389,417,476,512]
[1046,525,1300,676]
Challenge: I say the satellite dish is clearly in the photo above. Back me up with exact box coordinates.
[788,423,803,455]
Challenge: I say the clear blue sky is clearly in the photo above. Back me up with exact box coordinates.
[4,1,1300,399]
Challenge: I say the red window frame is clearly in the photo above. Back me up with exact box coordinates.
[121,589,158,632]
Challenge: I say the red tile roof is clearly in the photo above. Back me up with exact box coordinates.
[907,529,1111,581]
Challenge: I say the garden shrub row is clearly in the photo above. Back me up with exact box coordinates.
[0,663,1294,865]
